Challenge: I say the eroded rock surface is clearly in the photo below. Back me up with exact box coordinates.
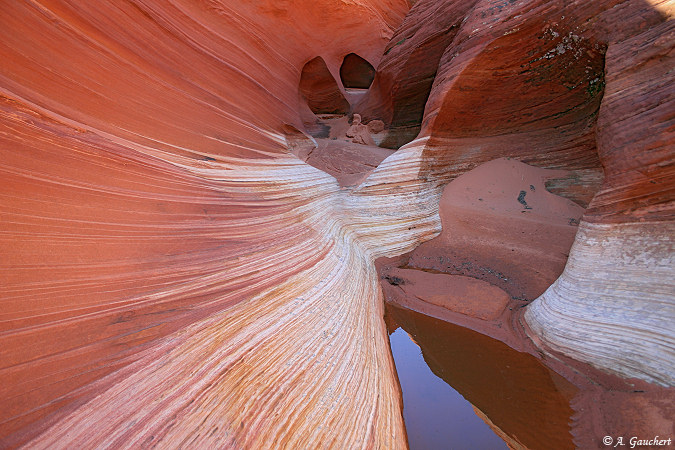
[300,56,351,115]
[0,0,672,447]
[0,1,414,447]
[340,53,376,89]
[366,0,674,387]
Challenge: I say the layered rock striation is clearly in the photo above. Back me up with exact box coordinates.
[0,1,418,447]
[1,0,673,448]
[359,0,674,386]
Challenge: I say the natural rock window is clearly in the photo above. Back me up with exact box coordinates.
[299,56,350,115]
[340,53,376,89]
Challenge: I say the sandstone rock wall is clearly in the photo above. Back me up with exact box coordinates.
[0,1,415,446]
[0,0,672,446]
[366,0,674,386]
[300,56,351,115]
[525,10,675,386]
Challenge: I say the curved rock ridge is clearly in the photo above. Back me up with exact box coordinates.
[1,0,421,447]
[2,127,442,447]
[300,56,350,115]
[524,11,674,385]
[356,0,476,148]
[525,220,675,386]
[20,154,436,448]
[1,0,673,447]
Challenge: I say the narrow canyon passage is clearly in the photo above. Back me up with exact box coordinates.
[1,0,673,448]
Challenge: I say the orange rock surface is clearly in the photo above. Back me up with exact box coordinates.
[1,0,673,447]
[300,56,350,115]
[0,1,412,447]
[398,158,585,301]
[363,0,674,386]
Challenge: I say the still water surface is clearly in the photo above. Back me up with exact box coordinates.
[387,305,577,450]
[390,327,508,449]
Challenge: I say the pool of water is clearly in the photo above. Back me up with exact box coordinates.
[390,327,509,449]
[386,304,577,449]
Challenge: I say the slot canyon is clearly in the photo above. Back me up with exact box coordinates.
[1,0,673,448]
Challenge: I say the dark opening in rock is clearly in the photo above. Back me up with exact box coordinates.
[340,53,376,89]
[299,56,350,115]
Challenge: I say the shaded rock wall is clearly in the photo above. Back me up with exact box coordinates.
[340,53,376,89]
[356,0,479,148]
[525,13,675,386]
[300,56,350,115]
[369,0,674,385]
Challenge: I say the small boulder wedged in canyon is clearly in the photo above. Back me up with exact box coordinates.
[367,119,385,134]
[345,114,376,146]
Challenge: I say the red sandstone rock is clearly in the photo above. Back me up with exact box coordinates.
[340,53,376,89]
[382,268,511,320]
[345,113,376,146]
[0,0,673,447]
[587,17,675,223]
[356,0,479,148]
[383,0,672,224]
[374,0,673,419]
[367,0,673,388]
[384,158,584,301]
[367,119,385,133]
[0,1,410,447]
[300,56,350,115]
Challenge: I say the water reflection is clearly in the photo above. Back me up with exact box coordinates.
[387,305,577,450]
[390,327,508,449]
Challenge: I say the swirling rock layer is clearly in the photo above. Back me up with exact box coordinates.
[1,0,418,447]
[364,0,674,386]
[1,0,673,447]
[525,220,675,386]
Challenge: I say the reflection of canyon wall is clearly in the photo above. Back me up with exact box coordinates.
[363,0,674,386]
[388,305,577,450]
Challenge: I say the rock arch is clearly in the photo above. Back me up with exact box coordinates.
[339,53,375,89]
[299,56,350,115]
